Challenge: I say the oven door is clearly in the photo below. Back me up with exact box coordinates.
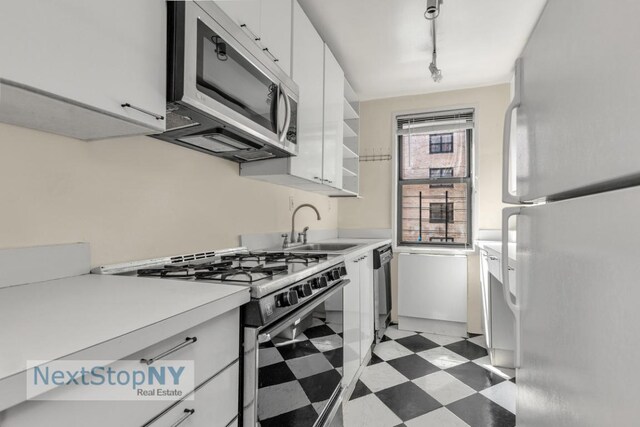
[178,2,298,155]
[244,282,346,427]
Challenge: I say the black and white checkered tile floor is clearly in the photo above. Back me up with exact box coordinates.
[343,325,516,427]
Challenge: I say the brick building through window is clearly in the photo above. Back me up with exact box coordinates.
[396,109,473,247]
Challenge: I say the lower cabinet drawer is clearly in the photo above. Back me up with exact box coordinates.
[0,310,240,427]
[487,253,502,282]
[131,308,239,387]
[145,361,238,427]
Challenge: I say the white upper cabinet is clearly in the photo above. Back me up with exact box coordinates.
[0,0,166,140]
[215,0,292,76]
[322,45,345,189]
[215,0,262,41]
[289,1,324,183]
[260,0,293,75]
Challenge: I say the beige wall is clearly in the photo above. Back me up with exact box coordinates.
[0,124,338,267]
[339,83,510,333]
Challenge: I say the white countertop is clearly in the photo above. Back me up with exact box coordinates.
[315,238,392,255]
[0,274,249,411]
[476,240,517,265]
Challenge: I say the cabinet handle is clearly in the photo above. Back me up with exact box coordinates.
[240,23,260,41]
[140,337,197,365]
[323,179,333,184]
[171,409,195,427]
[314,176,322,181]
[507,266,515,271]
[262,47,279,63]
[488,256,498,261]
[121,103,164,121]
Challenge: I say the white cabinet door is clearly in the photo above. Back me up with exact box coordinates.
[358,253,374,363]
[289,2,324,184]
[214,0,262,40]
[322,45,344,189]
[0,0,166,135]
[260,0,292,75]
[479,251,492,349]
[398,254,467,334]
[342,257,360,388]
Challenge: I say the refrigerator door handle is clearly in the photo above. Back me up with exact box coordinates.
[502,206,521,367]
[501,207,521,314]
[502,58,522,204]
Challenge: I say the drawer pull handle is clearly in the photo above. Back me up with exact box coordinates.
[240,23,260,42]
[121,103,165,120]
[262,47,279,63]
[140,337,197,365]
[488,256,498,261]
[171,409,195,427]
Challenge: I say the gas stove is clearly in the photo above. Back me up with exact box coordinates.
[93,248,348,326]
[94,247,350,427]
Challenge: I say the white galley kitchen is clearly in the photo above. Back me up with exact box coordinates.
[1,1,639,426]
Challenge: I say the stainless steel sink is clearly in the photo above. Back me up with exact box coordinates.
[292,243,358,252]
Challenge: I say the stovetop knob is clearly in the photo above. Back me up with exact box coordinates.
[317,276,328,288]
[295,283,313,298]
[276,289,299,307]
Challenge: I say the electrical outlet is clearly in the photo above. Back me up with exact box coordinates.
[289,196,294,211]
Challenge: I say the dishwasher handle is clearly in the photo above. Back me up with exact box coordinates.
[373,244,393,269]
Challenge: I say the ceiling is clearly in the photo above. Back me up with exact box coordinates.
[298,0,547,100]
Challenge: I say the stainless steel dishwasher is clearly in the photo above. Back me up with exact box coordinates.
[373,244,393,342]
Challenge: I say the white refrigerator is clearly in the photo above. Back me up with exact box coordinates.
[503,1,640,425]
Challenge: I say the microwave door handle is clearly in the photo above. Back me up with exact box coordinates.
[281,88,291,143]
[270,84,280,140]
[277,84,289,143]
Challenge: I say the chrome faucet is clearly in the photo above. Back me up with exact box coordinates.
[290,204,321,244]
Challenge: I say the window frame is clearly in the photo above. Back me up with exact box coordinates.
[396,127,473,249]
[429,133,454,154]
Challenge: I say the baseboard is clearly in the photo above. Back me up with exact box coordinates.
[398,316,467,337]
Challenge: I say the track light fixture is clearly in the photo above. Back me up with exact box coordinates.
[424,0,441,20]
[425,0,443,82]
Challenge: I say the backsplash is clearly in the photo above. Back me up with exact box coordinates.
[0,124,338,266]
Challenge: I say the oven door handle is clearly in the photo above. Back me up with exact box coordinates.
[258,279,349,343]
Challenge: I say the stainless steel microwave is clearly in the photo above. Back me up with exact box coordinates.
[156,1,299,162]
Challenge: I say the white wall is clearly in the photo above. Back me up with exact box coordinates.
[339,84,511,333]
[0,124,338,266]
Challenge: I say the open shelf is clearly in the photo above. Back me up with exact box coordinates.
[344,79,358,103]
[343,143,358,159]
[344,137,359,155]
[342,166,357,177]
[343,121,357,138]
[343,98,359,120]
[342,175,359,194]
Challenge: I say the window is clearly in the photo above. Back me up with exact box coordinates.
[429,167,454,189]
[429,167,453,178]
[429,133,454,153]
[430,202,454,223]
[396,108,473,247]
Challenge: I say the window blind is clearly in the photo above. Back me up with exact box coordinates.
[397,108,474,135]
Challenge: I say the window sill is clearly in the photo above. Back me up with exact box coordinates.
[393,244,475,256]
